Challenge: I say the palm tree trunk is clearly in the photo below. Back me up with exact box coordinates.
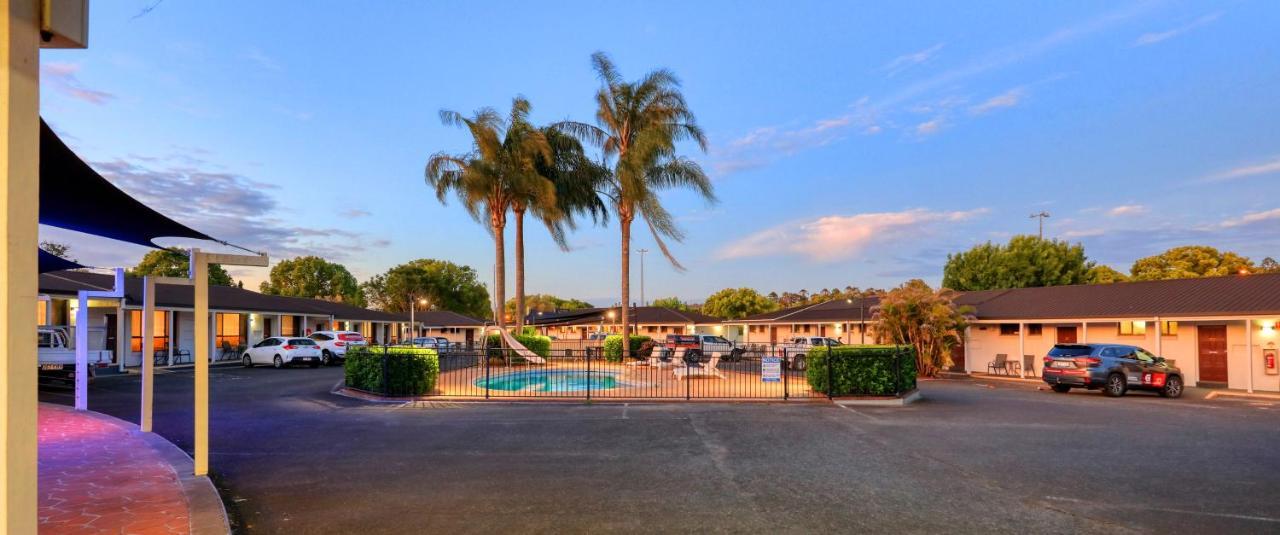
[620,214,632,359]
[492,217,506,330]
[513,207,526,333]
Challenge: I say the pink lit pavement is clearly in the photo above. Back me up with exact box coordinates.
[37,403,229,534]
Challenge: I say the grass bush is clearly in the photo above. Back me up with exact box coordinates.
[805,345,917,396]
[344,346,440,396]
[484,333,552,358]
[603,335,652,362]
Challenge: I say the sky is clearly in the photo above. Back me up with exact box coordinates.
[38,1,1280,306]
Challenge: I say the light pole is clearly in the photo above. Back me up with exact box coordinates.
[1029,211,1050,239]
[408,296,428,342]
[846,298,866,344]
[637,248,649,306]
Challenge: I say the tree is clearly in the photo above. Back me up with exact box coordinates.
[942,235,1092,291]
[701,288,777,320]
[128,248,235,286]
[1260,257,1280,274]
[557,52,715,357]
[259,256,363,306]
[39,241,76,262]
[504,294,593,321]
[650,297,688,311]
[1130,246,1256,280]
[361,259,490,319]
[1087,264,1129,284]
[873,279,971,377]
[427,97,552,330]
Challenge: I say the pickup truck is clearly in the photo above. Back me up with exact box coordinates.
[39,327,111,384]
[774,337,843,371]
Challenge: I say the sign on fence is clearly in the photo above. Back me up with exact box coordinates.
[761,356,782,382]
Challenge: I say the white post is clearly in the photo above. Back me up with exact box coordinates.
[1246,319,1254,394]
[141,277,155,432]
[115,302,127,372]
[963,326,972,373]
[1018,321,1026,378]
[192,250,210,476]
[1081,322,1088,343]
[1154,316,1162,358]
[166,310,174,366]
[74,293,89,410]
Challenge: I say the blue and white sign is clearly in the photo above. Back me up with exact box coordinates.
[761,356,782,382]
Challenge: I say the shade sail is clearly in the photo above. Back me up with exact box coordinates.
[38,249,86,273]
[38,119,215,248]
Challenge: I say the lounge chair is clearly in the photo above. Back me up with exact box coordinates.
[987,353,1014,375]
[675,353,723,380]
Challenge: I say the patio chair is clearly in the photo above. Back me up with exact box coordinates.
[1023,354,1036,377]
[153,350,168,366]
[675,353,724,380]
[219,341,237,361]
[987,354,1010,375]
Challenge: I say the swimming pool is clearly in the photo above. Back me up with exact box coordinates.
[475,370,622,392]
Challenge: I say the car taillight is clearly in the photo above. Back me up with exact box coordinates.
[1075,357,1101,367]
[1044,356,1053,365]
[334,341,345,347]
[283,345,296,350]
[339,334,363,342]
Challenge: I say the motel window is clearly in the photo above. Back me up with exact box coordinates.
[1160,321,1178,336]
[281,317,297,337]
[999,324,1019,336]
[1118,321,1147,336]
[129,310,169,352]
[216,313,245,348]
[36,301,47,326]
[646,326,657,333]
[1027,324,1042,336]
[801,325,811,333]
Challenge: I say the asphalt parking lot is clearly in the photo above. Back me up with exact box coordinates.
[40,366,1280,534]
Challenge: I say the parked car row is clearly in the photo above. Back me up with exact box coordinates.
[242,330,366,369]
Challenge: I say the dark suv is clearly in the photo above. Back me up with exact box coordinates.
[1042,343,1184,398]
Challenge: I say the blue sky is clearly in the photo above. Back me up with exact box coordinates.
[39,1,1280,305]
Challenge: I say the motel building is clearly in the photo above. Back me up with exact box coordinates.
[735,296,881,346]
[39,270,420,368]
[404,309,485,346]
[954,273,1280,392]
[527,306,726,341]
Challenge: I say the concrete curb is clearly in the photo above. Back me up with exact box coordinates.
[58,405,231,535]
[833,389,923,407]
[1206,390,1280,402]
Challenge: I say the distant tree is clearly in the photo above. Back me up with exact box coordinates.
[39,241,76,262]
[874,279,971,377]
[650,297,689,311]
[128,248,235,286]
[1087,265,1129,284]
[701,288,777,320]
[1259,257,1280,273]
[259,256,363,306]
[361,259,490,319]
[1130,246,1255,280]
[505,294,593,319]
[943,235,1092,291]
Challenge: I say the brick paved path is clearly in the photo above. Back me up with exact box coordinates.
[38,404,191,534]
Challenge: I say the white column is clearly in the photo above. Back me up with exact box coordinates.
[116,301,127,372]
[192,250,210,476]
[1018,321,1026,378]
[141,278,155,432]
[963,326,972,373]
[1081,322,1088,343]
[1247,319,1254,394]
[74,294,89,410]
[1154,317,1162,358]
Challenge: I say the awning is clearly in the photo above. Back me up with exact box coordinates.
[38,119,215,248]
[38,249,85,273]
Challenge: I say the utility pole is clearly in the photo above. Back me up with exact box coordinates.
[1029,211,1050,239]
[637,248,649,306]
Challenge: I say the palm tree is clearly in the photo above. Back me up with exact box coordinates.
[426,97,552,329]
[557,52,715,357]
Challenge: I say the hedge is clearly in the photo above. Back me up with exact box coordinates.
[602,335,652,362]
[344,346,439,396]
[805,345,917,397]
[484,333,551,358]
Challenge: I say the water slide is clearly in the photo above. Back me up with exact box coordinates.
[495,327,546,364]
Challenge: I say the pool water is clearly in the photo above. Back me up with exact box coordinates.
[476,370,621,392]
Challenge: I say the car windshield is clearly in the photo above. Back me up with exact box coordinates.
[1048,345,1093,357]
[288,339,316,346]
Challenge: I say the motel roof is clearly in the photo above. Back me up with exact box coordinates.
[738,296,881,323]
[528,306,723,327]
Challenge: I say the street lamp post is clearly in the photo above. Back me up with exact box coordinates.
[408,296,428,342]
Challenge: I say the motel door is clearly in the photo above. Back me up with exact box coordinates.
[1198,325,1228,384]
[1057,326,1077,344]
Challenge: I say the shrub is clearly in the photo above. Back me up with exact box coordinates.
[805,345,917,397]
[344,346,439,396]
[484,333,551,358]
[603,335,652,362]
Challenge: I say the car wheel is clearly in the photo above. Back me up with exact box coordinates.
[273,355,284,369]
[685,350,702,364]
[1159,375,1183,398]
[321,350,333,366]
[731,348,745,362]
[1050,384,1071,393]
[242,354,253,368]
[793,355,807,371]
[1104,373,1126,397]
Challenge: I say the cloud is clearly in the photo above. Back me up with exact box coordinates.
[716,208,988,262]
[970,87,1025,115]
[1107,204,1147,216]
[711,102,879,176]
[1218,208,1280,229]
[1134,12,1223,46]
[883,43,945,76]
[1202,156,1280,182]
[915,118,944,136]
[341,209,372,218]
[40,62,115,105]
[246,48,282,70]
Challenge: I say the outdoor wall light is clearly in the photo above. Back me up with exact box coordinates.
[1262,321,1277,336]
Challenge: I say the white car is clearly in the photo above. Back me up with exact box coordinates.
[776,337,843,370]
[242,337,322,368]
[309,331,367,365]
[404,337,444,350]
